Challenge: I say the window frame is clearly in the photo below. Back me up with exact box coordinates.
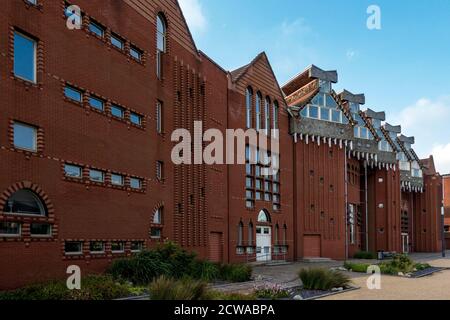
[65,86,83,103]
[13,121,37,152]
[89,241,105,254]
[110,33,125,50]
[111,104,125,119]
[13,31,37,83]
[131,241,144,253]
[111,174,124,186]
[64,241,83,256]
[89,96,105,112]
[130,177,142,190]
[0,222,22,237]
[64,164,83,179]
[130,112,142,126]
[30,223,52,238]
[88,20,105,38]
[89,169,105,183]
[111,241,125,254]
[156,101,163,134]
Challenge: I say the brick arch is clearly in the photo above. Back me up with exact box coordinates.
[151,201,165,224]
[0,181,55,218]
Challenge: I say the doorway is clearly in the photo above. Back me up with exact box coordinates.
[256,226,272,262]
[402,233,409,254]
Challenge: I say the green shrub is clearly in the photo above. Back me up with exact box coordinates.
[253,283,290,300]
[298,268,351,291]
[353,251,377,260]
[0,275,132,300]
[344,262,370,273]
[218,264,252,282]
[190,260,220,282]
[378,254,417,275]
[415,263,431,271]
[149,276,208,300]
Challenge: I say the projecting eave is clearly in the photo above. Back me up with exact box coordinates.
[339,89,366,105]
[283,65,337,97]
[365,108,386,121]
[383,123,402,134]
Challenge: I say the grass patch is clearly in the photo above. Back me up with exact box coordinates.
[353,251,377,260]
[298,268,351,291]
[344,262,370,273]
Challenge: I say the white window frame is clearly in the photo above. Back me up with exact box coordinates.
[65,164,82,179]
[255,93,262,131]
[64,241,83,256]
[14,31,37,83]
[89,241,105,254]
[111,242,125,254]
[131,241,144,253]
[30,223,52,238]
[130,177,142,190]
[246,88,253,129]
[111,174,124,186]
[89,169,104,183]
[13,122,37,152]
[0,222,22,237]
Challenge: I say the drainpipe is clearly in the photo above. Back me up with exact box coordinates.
[344,145,349,260]
[365,161,369,252]
[411,192,414,253]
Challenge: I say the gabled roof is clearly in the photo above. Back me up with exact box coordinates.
[173,0,199,54]
[420,156,437,175]
[282,65,337,97]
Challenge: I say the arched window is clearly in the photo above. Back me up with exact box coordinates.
[248,222,254,246]
[257,209,271,223]
[283,224,287,245]
[274,224,279,244]
[264,97,271,134]
[153,207,163,224]
[156,14,167,79]
[237,222,243,246]
[273,101,279,130]
[255,92,262,131]
[246,87,253,129]
[151,207,163,239]
[3,189,46,216]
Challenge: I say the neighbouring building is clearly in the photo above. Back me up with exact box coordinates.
[0,0,443,289]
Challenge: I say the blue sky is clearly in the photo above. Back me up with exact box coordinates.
[179,0,450,173]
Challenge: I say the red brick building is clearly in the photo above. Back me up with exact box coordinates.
[0,0,443,289]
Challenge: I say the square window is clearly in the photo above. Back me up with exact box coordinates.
[90,241,105,254]
[89,96,105,111]
[111,242,125,253]
[130,47,142,60]
[246,200,254,209]
[89,170,104,183]
[130,113,142,126]
[14,32,36,83]
[111,34,124,50]
[246,190,253,200]
[65,86,82,102]
[130,178,142,189]
[0,222,21,236]
[89,21,104,37]
[131,241,143,252]
[65,164,82,178]
[256,192,262,201]
[13,122,37,151]
[151,228,162,239]
[65,241,83,255]
[30,223,51,237]
[111,174,124,186]
[111,104,125,119]
[264,193,272,202]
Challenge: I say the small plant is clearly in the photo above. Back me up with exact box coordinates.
[253,283,290,300]
[414,263,431,271]
[298,268,351,291]
[218,264,252,282]
[149,276,208,300]
[353,251,377,260]
[378,254,417,275]
[191,260,220,282]
[344,262,370,273]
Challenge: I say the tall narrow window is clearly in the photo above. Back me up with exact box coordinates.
[248,222,254,246]
[14,32,36,83]
[255,92,262,131]
[274,224,279,245]
[348,204,356,244]
[273,101,279,130]
[246,87,253,128]
[156,14,166,79]
[264,97,271,134]
[283,225,287,245]
[156,101,163,134]
[156,161,164,181]
[238,222,243,246]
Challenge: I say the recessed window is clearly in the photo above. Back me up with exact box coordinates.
[65,86,83,102]
[26,0,38,5]
[14,31,36,83]
[65,164,82,178]
[111,242,125,253]
[0,222,21,236]
[30,223,51,237]
[90,241,105,254]
[3,189,47,216]
[130,113,142,126]
[156,101,163,134]
[13,122,37,152]
[111,34,124,50]
[130,178,142,189]
[151,228,162,239]
[88,21,104,37]
[65,241,83,255]
[156,161,164,181]
[111,174,124,186]
[89,170,104,183]
[89,96,105,111]
[156,14,167,79]
[130,47,142,61]
[131,241,143,253]
[111,104,125,119]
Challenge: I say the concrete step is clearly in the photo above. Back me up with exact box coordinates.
[302,257,334,263]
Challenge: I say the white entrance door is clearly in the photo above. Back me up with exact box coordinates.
[256,226,271,262]
[402,233,409,253]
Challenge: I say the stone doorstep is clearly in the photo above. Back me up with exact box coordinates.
[302,257,335,263]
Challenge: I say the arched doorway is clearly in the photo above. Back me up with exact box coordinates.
[256,210,272,262]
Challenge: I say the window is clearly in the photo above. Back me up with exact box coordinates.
[111,104,125,119]
[130,47,142,61]
[30,223,51,237]
[248,223,254,246]
[255,92,262,131]
[246,87,253,128]
[273,101,279,130]
[90,241,105,254]
[150,228,162,239]
[131,241,143,252]
[257,210,270,223]
[26,0,37,5]
[13,122,37,152]
[130,113,142,126]
[3,189,46,216]
[156,161,164,181]
[130,177,142,189]
[14,32,36,83]
[89,170,104,183]
[88,21,104,37]
[237,222,243,246]
[0,222,21,236]
[156,101,163,134]
[156,14,167,79]
[153,208,163,225]
[65,241,83,255]
[65,164,82,178]
[65,86,83,102]
[264,97,271,134]
[111,242,125,253]
[111,174,124,186]
[348,204,356,245]
[89,96,105,111]
[111,34,124,50]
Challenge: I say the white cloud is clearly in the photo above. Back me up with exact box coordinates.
[390,96,450,174]
[178,0,207,33]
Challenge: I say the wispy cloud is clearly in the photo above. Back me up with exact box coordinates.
[179,0,207,34]
[346,49,359,61]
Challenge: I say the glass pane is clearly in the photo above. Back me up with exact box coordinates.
[30,223,51,236]
[111,105,125,118]
[111,174,124,186]
[111,242,125,252]
[130,47,141,60]
[131,242,143,252]
[311,94,324,106]
[89,22,104,37]
[65,86,82,102]
[111,35,123,49]
[246,177,253,188]
[130,178,141,189]
[65,165,82,178]
[273,183,280,193]
[89,170,104,182]
[14,123,36,151]
[320,108,330,121]
[246,164,252,175]
[256,179,263,190]
[309,106,319,119]
[361,127,368,139]
[246,190,253,199]
[151,228,162,238]
[0,222,21,235]
[326,95,338,108]
[89,97,104,111]
[65,242,82,254]
[130,113,141,125]
[14,32,35,82]
[256,192,262,201]
[300,107,308,117]
[90,242,105,253]
[332,110,341,122]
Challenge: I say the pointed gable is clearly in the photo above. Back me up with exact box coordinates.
[420,156,437,175]
[124,0,198,56]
